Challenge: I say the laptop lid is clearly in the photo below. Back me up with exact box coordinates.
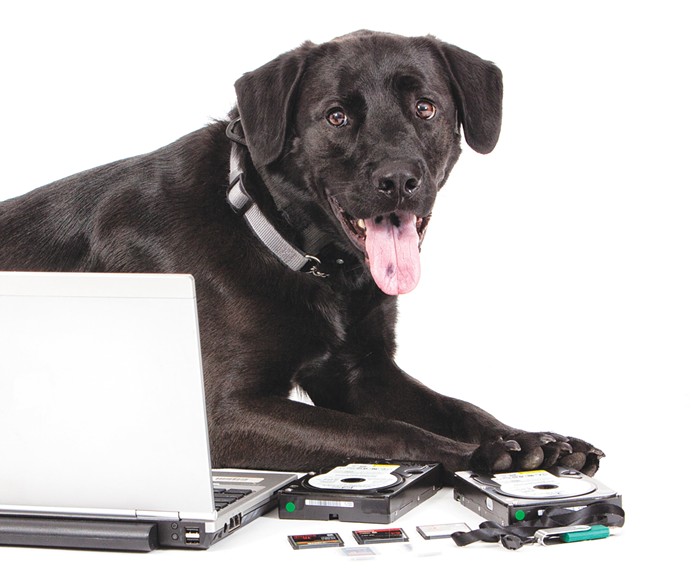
[0,272,215,519]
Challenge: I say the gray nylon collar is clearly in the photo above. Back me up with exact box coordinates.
[227,156,329,277]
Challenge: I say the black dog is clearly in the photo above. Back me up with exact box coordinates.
[0,31,602,476]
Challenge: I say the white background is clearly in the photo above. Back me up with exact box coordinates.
[1,0,697,572]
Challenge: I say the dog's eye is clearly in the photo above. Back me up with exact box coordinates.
[327,108,348,127]
[416,100,436,120]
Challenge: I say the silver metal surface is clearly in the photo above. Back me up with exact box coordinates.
[0,272,214,517]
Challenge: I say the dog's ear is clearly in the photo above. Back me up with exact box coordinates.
[234,42,314,166]
[435,40,503,154]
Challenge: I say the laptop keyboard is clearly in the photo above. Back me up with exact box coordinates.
[214,488,253,511]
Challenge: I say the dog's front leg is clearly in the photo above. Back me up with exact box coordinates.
[299,353,603,475]
[207,394,476,473]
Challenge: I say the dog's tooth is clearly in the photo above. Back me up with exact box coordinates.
[356,219,366,231]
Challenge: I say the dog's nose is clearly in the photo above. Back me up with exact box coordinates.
[372,161,422,199]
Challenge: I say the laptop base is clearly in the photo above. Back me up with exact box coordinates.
[0,493,279,552]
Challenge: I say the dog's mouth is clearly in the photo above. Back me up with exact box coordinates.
[328,195,430,295]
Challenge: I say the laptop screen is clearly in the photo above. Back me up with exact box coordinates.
[0,272,215,517]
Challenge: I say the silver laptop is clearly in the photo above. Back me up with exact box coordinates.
[0,271,297,552]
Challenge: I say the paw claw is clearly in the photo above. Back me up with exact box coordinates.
[503,439,521,452]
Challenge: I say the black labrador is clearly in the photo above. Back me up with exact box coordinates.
[0,31,603,477]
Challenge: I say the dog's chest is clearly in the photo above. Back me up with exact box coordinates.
[284,284,371,361]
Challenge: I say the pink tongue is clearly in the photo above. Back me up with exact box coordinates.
[364,211,421,295]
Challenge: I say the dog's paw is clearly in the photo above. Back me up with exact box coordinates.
[469,431,604,476]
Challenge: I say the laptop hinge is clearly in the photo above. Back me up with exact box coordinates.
[179,511,218,522]
[136,510,181,521]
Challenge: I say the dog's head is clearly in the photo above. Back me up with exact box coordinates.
[234,31,502,295]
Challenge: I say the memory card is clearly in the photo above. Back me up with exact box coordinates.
[287,532,344,550]
[352,527,409,544]
[416,522,471,540]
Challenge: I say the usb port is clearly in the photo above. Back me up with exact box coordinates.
[184,528,201,545]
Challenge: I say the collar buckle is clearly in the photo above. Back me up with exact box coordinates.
[227,174,252,213]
